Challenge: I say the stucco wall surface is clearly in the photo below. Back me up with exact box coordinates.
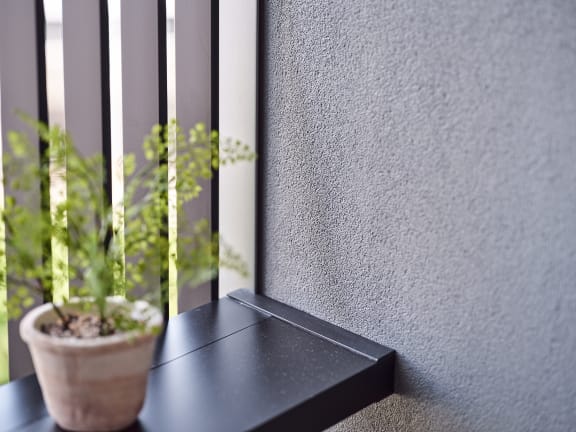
[260,1,576,431]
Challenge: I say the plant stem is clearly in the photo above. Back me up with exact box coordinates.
[51,303,70,330]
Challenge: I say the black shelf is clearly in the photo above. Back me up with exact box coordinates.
[0,290,395,432]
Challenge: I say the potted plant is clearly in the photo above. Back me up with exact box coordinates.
[1,116,254,431]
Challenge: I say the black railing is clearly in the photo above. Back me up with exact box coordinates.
[0,0,218,383]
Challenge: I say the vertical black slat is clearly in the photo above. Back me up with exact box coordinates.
[98,0,114,261]
[158,0,169,319]
[158,0,168,127]
[99,0,112,208]
[255,0,264,295]
[34,0,52,303]
[210,0,219,301]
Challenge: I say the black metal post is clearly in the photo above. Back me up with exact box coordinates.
[99,0,112,208]
[210,0,220,301]
[255,0,265,295]
[34,0,52,303]
[157,0,170,319]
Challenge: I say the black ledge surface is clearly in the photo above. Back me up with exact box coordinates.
[0,290,395,432]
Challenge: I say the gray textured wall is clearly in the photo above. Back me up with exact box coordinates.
[260,1,576,431]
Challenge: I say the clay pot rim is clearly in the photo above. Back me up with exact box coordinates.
[20,298,163,352]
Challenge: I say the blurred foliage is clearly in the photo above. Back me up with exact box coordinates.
[0,115,255,329]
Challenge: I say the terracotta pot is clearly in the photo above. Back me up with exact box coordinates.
[20,298,162,431]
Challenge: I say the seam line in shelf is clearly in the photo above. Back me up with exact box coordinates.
[150,317,270,370]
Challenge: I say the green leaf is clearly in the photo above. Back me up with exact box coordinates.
[124,153,136,177]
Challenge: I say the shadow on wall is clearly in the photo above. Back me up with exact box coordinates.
[329,353,470,432]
